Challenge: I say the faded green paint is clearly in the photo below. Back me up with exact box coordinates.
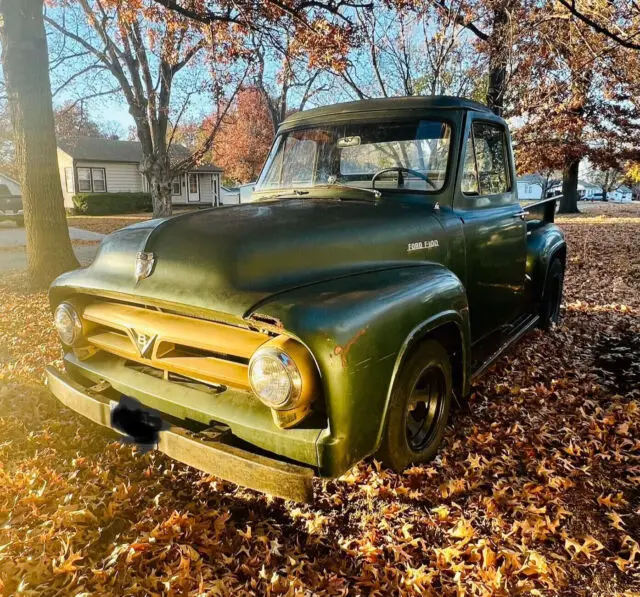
[48,97,566,482]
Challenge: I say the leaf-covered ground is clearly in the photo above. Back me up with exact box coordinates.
[0,204,638,596]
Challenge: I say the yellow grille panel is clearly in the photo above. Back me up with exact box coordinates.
[81,302,272,390]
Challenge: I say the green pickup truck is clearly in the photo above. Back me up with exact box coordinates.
[47,97,566,502]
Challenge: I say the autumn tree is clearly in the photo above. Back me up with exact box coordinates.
[0,0,78,287]
[210,87,274,184]
[250,33,334,132]
[333,3,484,101]
[46,0,255,217]
[554,0,640,51]
[47,1,359,217]
[512,1,640,213]
[420,0,526,115]
[54,101,104,139]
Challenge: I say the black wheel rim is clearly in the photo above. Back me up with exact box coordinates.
[405,366,446,452]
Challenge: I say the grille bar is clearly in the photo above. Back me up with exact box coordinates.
[81,301,272,390]
[83,302,269,359]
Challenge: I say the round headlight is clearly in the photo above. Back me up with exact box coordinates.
[248,348,302,408]
[54,303,82,345]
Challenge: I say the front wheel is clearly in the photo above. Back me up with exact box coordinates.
[539,258,564,329]
[376,339,452,472]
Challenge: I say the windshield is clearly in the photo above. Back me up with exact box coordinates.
[256,120,451,193]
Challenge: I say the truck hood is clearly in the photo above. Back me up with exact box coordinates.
[52,199,446,318]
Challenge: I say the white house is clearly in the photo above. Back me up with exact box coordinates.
[57,137,224,209]
[610,186,633,203]
[546,180,605,200]
[579,180,603,200]
[0,172,21,196]
[516,174,544,200]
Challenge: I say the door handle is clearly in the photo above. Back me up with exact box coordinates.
[513,211,529,220]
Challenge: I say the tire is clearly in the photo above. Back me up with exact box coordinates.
[376,339,452,472]
[539,258,564,330]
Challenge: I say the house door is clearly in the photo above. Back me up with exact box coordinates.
[188,173,200,202]
[212,174,219,206]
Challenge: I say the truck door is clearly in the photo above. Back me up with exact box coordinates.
[455,115,527,342]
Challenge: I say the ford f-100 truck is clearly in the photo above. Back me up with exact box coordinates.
[46,97,566,501]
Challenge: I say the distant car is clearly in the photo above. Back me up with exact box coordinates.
[0,184,23,226]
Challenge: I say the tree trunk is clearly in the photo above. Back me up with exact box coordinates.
[0,0,79,287]
[486,4,510,116]
[147,170,173,218]
[558,159,580,213]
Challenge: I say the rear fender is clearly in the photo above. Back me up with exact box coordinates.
[247,264,470,476]
[526,223,566,304]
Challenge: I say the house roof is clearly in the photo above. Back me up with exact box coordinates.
[57,137,222,172]
[517,174,544,184]
[0,172,20,185]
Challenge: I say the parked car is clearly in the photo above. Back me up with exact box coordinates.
[46,97,566,501]
[0,184,24,226]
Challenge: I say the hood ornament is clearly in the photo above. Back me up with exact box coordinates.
[135,251,155,282]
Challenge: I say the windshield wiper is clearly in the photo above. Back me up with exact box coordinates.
[320,183,382,201]
[268,189,310,200]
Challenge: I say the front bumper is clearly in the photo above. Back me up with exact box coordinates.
[46,365,315,502]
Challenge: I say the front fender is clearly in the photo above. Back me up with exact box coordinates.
[247,264,470,476]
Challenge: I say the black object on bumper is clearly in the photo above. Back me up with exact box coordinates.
[45,366,315,502]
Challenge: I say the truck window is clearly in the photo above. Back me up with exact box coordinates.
[461,122,510,196]
[256,120,451,193]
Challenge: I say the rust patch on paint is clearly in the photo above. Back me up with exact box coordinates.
[248,312,285,329]
[334,328,367,367]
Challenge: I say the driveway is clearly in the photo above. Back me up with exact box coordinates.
[0,222,104,272]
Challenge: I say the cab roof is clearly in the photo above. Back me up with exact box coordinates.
[281,96,493,129]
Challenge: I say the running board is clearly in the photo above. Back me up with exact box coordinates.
[471,314,539,380]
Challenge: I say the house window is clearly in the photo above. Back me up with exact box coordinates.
[64,167,74,193]
[76,167,106,193]
[189,173,198,194]
[77,168,91,192]
[171,177,181,195]
[91,168,106,192]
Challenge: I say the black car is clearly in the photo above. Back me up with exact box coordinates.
[0,184,23,226]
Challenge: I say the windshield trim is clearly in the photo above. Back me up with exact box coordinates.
[256,117,456,197]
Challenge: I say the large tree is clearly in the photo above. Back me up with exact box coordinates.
[54,101,104,139]
[333,3,484,101]
[512,1,640,213]
[46,0,251,217]
[48,0,359,217]
[0,0,78,287]
[211,87,274,184]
